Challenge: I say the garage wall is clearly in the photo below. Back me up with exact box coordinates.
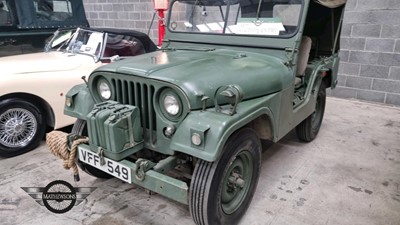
[330,0,400,106]
[82,0,159,43]
[82,0,400,106]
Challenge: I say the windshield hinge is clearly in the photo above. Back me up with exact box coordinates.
[284,46,298,68]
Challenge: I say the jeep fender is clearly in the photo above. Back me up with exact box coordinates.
[170,92,280,162]
[64,84,95,120]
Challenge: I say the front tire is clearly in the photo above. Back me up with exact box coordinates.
[0,99,46,157]
[296,81,326,142]
[189,128,261,225]
[72,119,112,179]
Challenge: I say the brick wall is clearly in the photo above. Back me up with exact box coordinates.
[330,0,400,106]
[83,0,400,106]
[83,0,159,43]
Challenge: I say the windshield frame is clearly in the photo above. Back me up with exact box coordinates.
[54,28,105,62]
[166,0,305,39]
[44,28,75,52]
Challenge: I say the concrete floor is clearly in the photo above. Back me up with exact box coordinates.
[1,97,400,225]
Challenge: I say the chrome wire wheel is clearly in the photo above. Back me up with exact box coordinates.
[0,108,38,148]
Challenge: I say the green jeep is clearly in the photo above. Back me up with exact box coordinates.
[61,0,346,224]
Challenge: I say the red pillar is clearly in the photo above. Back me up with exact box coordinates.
[158,9,165,47]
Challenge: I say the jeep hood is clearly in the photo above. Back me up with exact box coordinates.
[97,49,291,109]
[0,52,96,75]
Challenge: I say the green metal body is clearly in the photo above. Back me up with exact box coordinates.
[64,0,344,204]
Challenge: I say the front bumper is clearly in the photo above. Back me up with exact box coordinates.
[78,143,189,204]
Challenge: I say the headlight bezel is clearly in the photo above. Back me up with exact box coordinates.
[159,88,183,121]
[97,78,112,101]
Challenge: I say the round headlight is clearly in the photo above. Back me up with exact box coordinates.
[163,94,180,116]
[98,79,111,100]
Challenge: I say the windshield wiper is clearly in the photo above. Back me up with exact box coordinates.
[58,34,75,53]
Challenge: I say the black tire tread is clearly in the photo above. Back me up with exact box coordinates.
[189,128,261,225]
[296,117,313,141]
[296,81,326,142]
[190,160,213,225]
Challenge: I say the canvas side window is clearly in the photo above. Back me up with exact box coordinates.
[0,0,11,25]
[34,0,73,21]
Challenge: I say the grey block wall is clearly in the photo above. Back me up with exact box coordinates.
[83,0,400,106]
[331,0,400,106]
[83,0,159,44]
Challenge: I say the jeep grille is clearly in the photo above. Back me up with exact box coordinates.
[110,78,157,145]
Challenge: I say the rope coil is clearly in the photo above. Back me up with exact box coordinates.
[46,131,88,181]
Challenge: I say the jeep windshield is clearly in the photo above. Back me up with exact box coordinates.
[169,0,303,37]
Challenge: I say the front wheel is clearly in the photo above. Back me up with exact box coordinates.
[296,81,326,142]
[189,128,261,225]
[72,119,112,179]
[0,99,46,157]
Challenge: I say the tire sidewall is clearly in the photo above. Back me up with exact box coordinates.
[0,99,45,157]
[207,128,261,225]
[311,82,326,137]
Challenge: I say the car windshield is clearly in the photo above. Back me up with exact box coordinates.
[65,29,103,60]
[53,28,104,61]
[169,0,302,37]
[56,28,104,60]
[45,29,74,51]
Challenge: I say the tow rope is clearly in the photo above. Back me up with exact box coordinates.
[46,131,88,181]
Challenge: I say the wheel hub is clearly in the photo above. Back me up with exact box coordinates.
[221,151,253,215]
[6,118,25,135]
[227,171,245,191]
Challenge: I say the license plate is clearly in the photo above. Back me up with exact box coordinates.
[78,146,132,183]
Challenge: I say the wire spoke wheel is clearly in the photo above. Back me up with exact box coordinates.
[0,108,37,148]
[0,99,45,157]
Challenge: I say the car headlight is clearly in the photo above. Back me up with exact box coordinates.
[163,94,180,116]
[160,89,183,120]
[97,79,112,100]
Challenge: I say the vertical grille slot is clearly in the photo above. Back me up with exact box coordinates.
[135,82,141,111]
[122,80,128,104]
[111,78,157,145]
[128,81,134,105]
[117,79,122,101]
[141,84,149,140]
[148,85,155,143]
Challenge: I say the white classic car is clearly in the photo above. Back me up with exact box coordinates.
[0,27,157,157]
